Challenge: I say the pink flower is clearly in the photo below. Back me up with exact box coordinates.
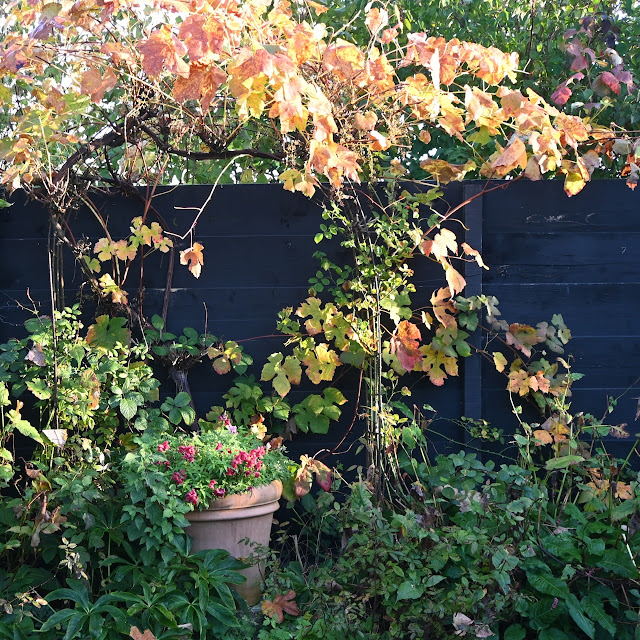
[155,460,171,468]
[254,472,260,478]
[185,489,198,505]
[172,469,187,485]
[158,441,170,452]
[209,480,217,488]
[215,442,223,450]
[214,488,226,497]
[178,445,196,463]
[227,468,236,476]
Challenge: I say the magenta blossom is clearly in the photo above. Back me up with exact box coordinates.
[158,441,170,452]
[214,487,226,497]
[185,489,198,505]
[209,480,217,488]
[178,445,196,463]
[172,469,187,485]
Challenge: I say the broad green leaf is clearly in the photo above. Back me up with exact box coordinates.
[597,549,638,578]
[545,455,585,470]
[504,624,526,640]
[397,581,424,600]
[565,594,595,639]
[526,570,569,597]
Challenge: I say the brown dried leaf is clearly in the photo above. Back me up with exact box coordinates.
[262,591,300,623]
[130,628,156,640]
[179,242,204,279]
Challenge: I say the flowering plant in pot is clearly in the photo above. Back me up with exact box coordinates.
[151,414,293,507]
[131,414,295,605]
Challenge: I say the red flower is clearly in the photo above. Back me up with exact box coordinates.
[157,441,170,452]
[209,480,217,488]
[178,445,196,463]
[172,469,187,485]
[214,488,226,497]
[185,489,198,505]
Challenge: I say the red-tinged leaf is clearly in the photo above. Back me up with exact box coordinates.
[595,71,621,96]
[139,26,189,78]
[179,243,204,279]
[461,242,487,269]
[81,67,117,103]
[311,459,332,491]
[262,591,300,624]
[505,323,544,357]
[551,84,572,106]
[322,39,365,81]
[444,263,466,296]
[390,320,422,372]
[296,297,335,335]
[173,63,226,111]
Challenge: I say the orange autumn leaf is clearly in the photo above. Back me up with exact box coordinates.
[615,481,633,500]
[533,429,554,445]
[491,138,528,176]
[173,63,227,110]
[365,7,389,34]
[444,263,466,295]
[262,591,300,623]
[139,26,189,78]
[180,242,204,279]
[81,67,117,103]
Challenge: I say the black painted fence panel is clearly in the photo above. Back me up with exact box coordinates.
[1,181,638,464]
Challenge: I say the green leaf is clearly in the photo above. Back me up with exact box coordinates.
[565,594,595,639]
[526,570,570,597]
[151,315,165,330]
[582,593,617,636]
[9,414,44,445]
[598,549,638,578]
[0,199,12,209]
[504,624,526,640]
[86,316,130,350]
[119,397,138,421]
[545,455,585,470]
[539,630,571,640]
[397,581,424,600]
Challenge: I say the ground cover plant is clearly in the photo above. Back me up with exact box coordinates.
[0,0,640,638]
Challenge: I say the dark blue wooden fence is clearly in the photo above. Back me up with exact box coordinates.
[1,181,638,464]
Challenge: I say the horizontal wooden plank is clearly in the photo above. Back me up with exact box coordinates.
[483,232,640,284]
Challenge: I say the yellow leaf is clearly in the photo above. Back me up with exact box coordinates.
[180,243,204,279]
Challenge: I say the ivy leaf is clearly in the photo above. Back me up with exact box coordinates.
[261,353,302,398]
[261,591,299,623]
[179,243,204,279]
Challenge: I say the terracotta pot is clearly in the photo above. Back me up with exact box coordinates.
[185,480,282,605]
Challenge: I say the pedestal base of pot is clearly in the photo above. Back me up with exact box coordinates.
[185,481,282,606]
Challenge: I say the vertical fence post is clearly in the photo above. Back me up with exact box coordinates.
[462,183,484,455]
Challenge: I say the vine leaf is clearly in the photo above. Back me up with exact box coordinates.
[262,591,300,623]
[139,26,189,78]
[86,316,130,350]
[179,243,204,279]
[493,352,507,372]
[296,297,335,335]
[302,343,340,384]
[505,323,544,357]
[419,344,458,386]
[261,353,302,398]
[444,263,466,296]
[390,320,422,372]
[431,287,458,329]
